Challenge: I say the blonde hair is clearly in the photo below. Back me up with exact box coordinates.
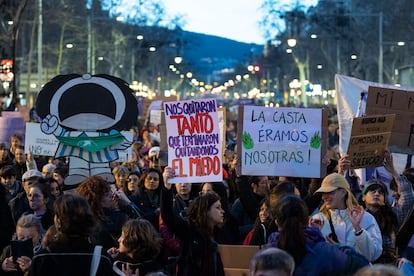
[16,213,44,236]
[112,165,129,176]
[320,187,359,215]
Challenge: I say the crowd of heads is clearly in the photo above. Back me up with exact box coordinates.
[1,111,414,275]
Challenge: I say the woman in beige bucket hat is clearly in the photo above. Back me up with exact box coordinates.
[311,173,383,262]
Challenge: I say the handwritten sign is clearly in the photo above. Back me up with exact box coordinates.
[164,98,222,183]
[347,114,395,169]
[237,106,326,178]
[366,86,414,154]
[25,122,133,160]
[25,122,59,156]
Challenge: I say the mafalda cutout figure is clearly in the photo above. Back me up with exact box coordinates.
[36,74,138,185]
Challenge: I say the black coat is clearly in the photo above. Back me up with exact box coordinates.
[129,187,160,229]
[0,185,14,253]
[29,239,114,276]
[8,192,30,226]
[96,208,129,250]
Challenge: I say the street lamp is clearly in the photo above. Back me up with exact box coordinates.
[174,56,183,64]
[287,38,297,48]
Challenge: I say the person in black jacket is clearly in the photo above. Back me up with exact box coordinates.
[0,143,13,170]
[26,182,54,231]
[29,194,113,276]
[231,175,270,243]
[1,214,44,275]
[161,167,225,276]
[76,176,130,250]
[359,180,398,264]
[129,168,163,229]
[0,180,15,253]
[0,166,23,204]
[9,170,42,227]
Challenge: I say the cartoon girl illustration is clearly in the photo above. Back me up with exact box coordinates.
[36,74,138,185]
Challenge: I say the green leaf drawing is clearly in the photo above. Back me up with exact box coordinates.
[310,131,321,149]
[242,131,254,149]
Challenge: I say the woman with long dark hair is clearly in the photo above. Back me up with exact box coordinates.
[267,195,369,275]
[29,194,113,275]
[129,168,163,229]
[359,180,398,264]
[76,176,139,249]
[161,167,225,276]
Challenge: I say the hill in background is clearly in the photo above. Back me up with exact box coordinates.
[179,31,264,83]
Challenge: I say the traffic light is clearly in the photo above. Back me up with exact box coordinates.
[1,59,14,81]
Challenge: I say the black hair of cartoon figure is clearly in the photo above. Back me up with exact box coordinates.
[36,74,138,133]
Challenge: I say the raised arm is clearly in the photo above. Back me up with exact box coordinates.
[160,167,187,238]
[384,150,414,226]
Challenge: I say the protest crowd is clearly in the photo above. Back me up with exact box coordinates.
[1,100,414,276]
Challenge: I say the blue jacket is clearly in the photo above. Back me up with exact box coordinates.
[267,227,369,276]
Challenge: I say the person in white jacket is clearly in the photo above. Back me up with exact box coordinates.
[311,173,383,262]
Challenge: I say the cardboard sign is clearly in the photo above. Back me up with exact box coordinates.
[366,86,414,154]
[347,114,395,169]
[164,98,222,183]
[237,106,327,178]
[219,244,260,275]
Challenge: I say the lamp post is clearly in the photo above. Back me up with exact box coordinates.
[286,39,308,107]
[130,34,144,83]
[37,0,42,102]
[378,12,383,83]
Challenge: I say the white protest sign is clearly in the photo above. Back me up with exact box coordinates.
[239,106,325,178]
[25,122,59,156]
[150,109,162,127]
[164,98,222,183]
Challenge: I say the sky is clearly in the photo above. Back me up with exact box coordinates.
[163,0,318,45]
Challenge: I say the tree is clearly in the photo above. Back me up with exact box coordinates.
[260,0,414,94]
[0,0,185,109]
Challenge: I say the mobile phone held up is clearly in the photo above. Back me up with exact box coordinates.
[10,239,33,263]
